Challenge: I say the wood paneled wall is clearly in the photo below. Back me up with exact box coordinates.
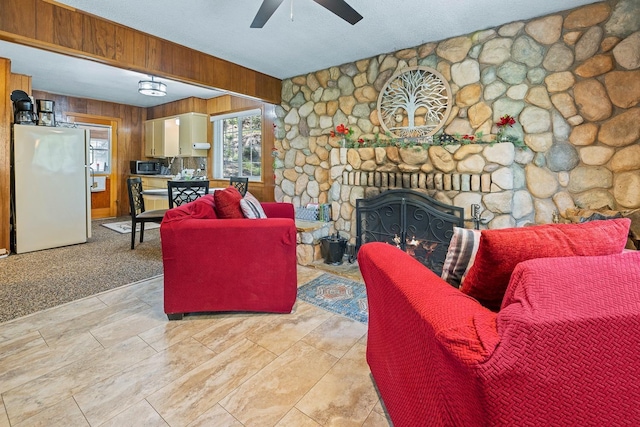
[0,0,281,104]
[10,73,31,95]
[31,90,146,219]
[1,71,33,253]
[0,60,11,253]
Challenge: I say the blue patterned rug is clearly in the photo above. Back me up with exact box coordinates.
[297,273,368,323]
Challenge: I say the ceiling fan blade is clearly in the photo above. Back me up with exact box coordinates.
[313,0,363,25]
[250,0,286,28]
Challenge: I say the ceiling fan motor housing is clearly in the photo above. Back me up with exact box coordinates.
[250,0,362,28]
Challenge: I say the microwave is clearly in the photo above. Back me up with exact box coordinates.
[130,160,160,175]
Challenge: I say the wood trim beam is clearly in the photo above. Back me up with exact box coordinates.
[0,0,282,104]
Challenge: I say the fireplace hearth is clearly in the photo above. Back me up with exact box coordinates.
[355,189,464,276]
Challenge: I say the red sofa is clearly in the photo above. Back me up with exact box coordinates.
[160,194,297,320]
[358,219,640,426]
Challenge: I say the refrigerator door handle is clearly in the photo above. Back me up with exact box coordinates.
[89,166,95,188]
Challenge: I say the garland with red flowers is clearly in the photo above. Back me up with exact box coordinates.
[328,115,525,150]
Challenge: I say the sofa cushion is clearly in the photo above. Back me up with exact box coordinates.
[214,186,244,219]
[240,191,267,219]
[190,194,218,219]
[161,194,217,223]
[460,218,631,311]
[162,202,191,223]
[441,227,481,288]
[500,251,640,312]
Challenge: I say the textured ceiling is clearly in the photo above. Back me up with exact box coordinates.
[4,0,602,106]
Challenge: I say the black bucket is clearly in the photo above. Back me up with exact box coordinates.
[320,234,348,265]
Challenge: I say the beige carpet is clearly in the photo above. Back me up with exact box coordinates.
[0,217,164,323]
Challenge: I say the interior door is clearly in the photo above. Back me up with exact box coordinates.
[71,115,119,220]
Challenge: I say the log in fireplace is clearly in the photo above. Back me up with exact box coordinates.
[355,189,464,276]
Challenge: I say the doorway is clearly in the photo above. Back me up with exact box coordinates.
[68,115,119,219]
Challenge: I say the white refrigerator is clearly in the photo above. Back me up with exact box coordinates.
[12,124,92,254]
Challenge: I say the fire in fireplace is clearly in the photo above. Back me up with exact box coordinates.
[355,189,464,276]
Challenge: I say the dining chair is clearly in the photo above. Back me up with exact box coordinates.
[127,177,167,250]
[167,180,210,208]
[230,176,249,196]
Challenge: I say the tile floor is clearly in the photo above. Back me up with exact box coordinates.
[0,266,393,426]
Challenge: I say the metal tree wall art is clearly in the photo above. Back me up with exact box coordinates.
[377,66,452,139]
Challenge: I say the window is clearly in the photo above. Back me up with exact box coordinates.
[78,124,112,174]
[211,108,262,180]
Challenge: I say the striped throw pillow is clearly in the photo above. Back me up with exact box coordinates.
[240,191,267,219]
[441,227,481,288]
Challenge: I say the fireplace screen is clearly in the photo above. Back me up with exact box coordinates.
[355,189,464,276]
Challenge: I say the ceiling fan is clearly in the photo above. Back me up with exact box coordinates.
[250,0,363,28]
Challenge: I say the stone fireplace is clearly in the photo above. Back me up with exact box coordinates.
[355,189,464,275]
[274,0,640,245]
[330,142,521,234]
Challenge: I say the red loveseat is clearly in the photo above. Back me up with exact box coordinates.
[160,194,297,320]
[358,219,640,426]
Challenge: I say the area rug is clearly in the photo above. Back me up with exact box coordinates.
[102,221,161,234]
[297,273,368,323]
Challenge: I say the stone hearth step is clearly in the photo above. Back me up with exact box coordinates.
[295,219,334,266]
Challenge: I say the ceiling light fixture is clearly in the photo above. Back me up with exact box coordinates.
[138,76,167,97]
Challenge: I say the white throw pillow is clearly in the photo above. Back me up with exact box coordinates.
[240,191,267,219]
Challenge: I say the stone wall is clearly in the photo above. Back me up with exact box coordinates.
[274,0,640,239]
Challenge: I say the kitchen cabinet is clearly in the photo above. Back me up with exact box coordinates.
[144,112,208,158]
[144,118,178,158]
[143,121,154,157]
[178,113,209,157]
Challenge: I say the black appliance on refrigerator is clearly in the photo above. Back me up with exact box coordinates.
[11,90,36,125]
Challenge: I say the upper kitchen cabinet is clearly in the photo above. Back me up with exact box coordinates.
[176,113,209,157]
[144,118,178,158]
[145,113,208,158]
